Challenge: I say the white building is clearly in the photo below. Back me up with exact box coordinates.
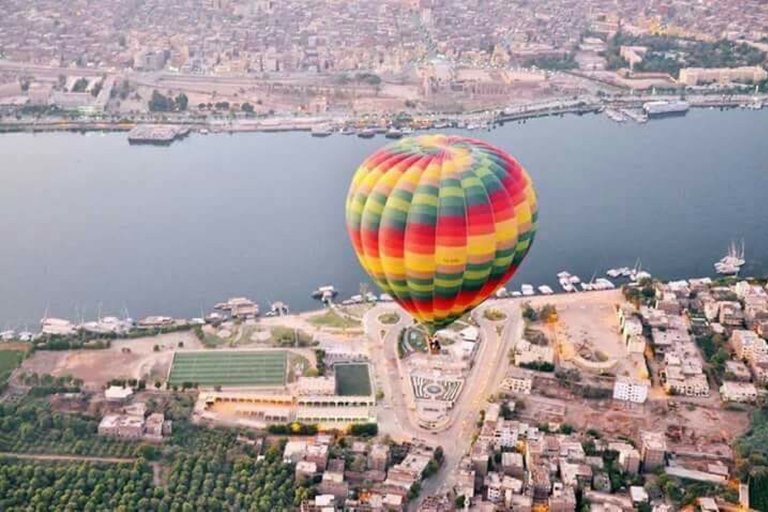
[613,376,650,404]
[731,330,767,361]
[719,381,758,403]
[501,368,534,394]
[296,376,336,396]
[104,386,134,403]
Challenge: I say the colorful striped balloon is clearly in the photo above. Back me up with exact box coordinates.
[346,134,538,334]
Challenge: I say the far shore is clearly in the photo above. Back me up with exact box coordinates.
[2,92,766,138]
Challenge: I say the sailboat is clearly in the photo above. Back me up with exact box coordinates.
[715,239,745,275]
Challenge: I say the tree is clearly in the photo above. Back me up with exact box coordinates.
[135,443,159,460]
[241,102,255,113]
[349,423,378,437]
[72,77,89,93]
[149,90,173,112]
[174,93,189,111]
[408,482,422,500]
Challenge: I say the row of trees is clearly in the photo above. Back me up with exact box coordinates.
[149,91,189,112]
[0,401,136,458]
[0,396,315,511]
[734,407,768,510]
[0,449,311,511]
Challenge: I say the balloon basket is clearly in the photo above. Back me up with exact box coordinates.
[428,336,441,355]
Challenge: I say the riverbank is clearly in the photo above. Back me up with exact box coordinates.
[2,93,766,137]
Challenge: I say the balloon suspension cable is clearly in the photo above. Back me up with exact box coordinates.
[413,323,441,355]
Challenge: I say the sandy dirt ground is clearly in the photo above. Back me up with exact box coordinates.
[20,331,202,388]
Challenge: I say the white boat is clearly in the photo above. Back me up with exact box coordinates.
[511,291,522,297]
[606,268,622,278]
[538,285,554,295]
[556,271,571,279]
[269,301,290,316]
[580,282,593,291]
[385,128,403,139]
[521,284,535,296]
[595,278,616,290]
[632,270,652,282]
[619,267,632,277]
[311,125,333,137]
[379,293,394,302]
[715,240,745,274]
[311,285,338,303]
[559,278,575,293]
[495,287,509,298]
[569,275,581,284]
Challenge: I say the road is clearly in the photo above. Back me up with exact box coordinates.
[0,452,135,464]
[363,301,522,504]
[420,301,522,499]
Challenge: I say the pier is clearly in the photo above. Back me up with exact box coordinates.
[127,125,190,145]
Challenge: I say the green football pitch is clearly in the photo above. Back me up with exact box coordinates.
[168,350,287,387]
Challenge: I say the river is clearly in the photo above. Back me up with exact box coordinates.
[1,108,767,327]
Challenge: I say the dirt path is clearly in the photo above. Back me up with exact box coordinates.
[0,452,135,464]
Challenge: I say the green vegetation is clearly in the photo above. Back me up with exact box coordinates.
[696,332,730,382]
[656,472,736,508]
[354,72,381,86]
[71,77,89,93]
[623,282,657,307]
[0,427,311,511]
[168,350,287,387]
[0,401,135,458]
[604,32,766,76]
[519,361,555,372]
[149,90,189,112]
[348,423,378,437]
[194,326,232,348]
[314,349,326,376]
[735,407,768,509]
[271,326,313,347]
[522,303,557,323]
[378,312,400,325]
[0,392,314,511]
[18,372,83,396]
[483,308,507,321]
[307,310,361,329]
[0,350,24,387]
[525,54,578,70]
[0,459,155,510]
[334,363,372,396]
[267,423,319,436]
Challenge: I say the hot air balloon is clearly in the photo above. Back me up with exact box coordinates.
[346,134,538,351]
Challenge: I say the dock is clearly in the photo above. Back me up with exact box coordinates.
[127,125,190,146]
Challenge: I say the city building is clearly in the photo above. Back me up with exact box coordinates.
[501,368,534,394]
[719,381,758,403]
[104,386,134,404]
[613,376,650,404]
[679,66,768,86]
[641,431,667,471]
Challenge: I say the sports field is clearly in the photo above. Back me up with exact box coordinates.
[335,363,372,396]
[168,350,287,387]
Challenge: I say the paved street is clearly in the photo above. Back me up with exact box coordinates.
[363,301,522,504]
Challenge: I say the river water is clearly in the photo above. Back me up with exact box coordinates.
[1,109,767,327]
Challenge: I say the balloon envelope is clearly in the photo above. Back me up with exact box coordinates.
[346,134,538,333]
